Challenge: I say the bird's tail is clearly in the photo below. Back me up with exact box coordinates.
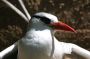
[1,0,31,23]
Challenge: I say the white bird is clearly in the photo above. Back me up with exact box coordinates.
[0,0,90,59]
[17,12,76,59]
[0,12,90,59]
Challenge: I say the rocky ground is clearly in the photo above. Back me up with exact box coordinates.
[0,0,90,59]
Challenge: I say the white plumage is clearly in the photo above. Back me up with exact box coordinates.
[0,0,90,59]
[17,12,74,59]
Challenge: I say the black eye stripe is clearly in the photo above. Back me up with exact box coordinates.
[32,15,51,24]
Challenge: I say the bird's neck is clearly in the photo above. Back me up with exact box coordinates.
[24,18,53,40]
[22,24,53,50]
[25,28,52,40]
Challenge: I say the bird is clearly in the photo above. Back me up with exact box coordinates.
[1,0,90,59]
[17,12,77,59]
[0,12,90,59]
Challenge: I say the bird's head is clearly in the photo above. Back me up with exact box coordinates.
[31,12,76,33]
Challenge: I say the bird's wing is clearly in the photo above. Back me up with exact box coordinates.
[72,44,90,59]
[52,38,73,59]
[59,42,73,54]
[54,37,73,53]
[0,43,18,59]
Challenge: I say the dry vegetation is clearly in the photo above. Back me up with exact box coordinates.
[0,0,90,59]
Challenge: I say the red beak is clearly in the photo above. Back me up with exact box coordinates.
[50,22,77,33]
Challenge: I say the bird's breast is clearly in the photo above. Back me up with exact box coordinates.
[18,29,53,59]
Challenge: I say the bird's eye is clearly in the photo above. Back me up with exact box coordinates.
[32,15,51,24]
[40,17,51,24]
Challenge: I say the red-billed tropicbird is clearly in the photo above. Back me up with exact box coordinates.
[0,12,90,59]
[0,0,90,59]
[18,12,77,59]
